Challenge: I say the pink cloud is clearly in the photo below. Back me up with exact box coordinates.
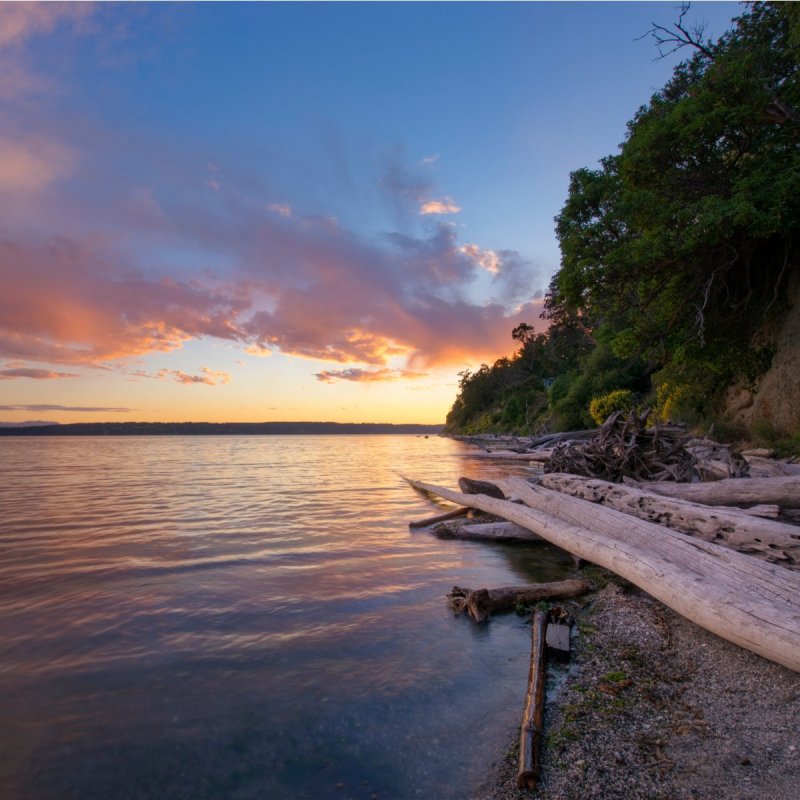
[0,403,131,413]
[0,3,92,47]
[0,236,252,365]
[0,367,79,380]
[0,138,73,195]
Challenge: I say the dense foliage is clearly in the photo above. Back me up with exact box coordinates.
[447,3,800,436]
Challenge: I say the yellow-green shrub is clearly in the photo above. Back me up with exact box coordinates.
[588,389,635,426]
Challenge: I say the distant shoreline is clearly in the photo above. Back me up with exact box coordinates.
[0,421,445,437]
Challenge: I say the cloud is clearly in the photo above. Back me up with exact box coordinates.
[419,154,440,166]
[267,203,292,218]
[0,3,91,47]
[315,367,427,383]
[419,197,461,215]
[0,367,79,379]
[0,235,252,365]
[0,138,73,194]
[460,243,501,275]
[0,404,132,413]
[157,368,231,386]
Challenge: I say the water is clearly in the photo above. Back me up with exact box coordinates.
[0,436,574,800]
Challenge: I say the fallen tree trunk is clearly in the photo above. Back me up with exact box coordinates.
[539,473,800,569]
[518,609,547,790]
[408,507,469,528]
[634,476,800,508]
[434,520,544,543]
[405,477,800,672]
[447,579,589,623]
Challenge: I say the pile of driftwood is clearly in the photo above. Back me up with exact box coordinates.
[407,430,800,790]
[406,468,800,670]
[545,409,696,482]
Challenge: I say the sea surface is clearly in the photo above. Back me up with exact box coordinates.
[0,435,574,800]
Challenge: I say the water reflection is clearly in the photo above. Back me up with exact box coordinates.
[0,435,574,799]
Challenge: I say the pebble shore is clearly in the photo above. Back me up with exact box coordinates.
[475,575,800,800]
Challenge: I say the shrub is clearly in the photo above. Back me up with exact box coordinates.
[589,389,636,426]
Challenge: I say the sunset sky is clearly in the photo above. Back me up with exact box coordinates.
[0,1,740,425]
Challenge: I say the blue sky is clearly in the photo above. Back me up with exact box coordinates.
[0,2,741,423]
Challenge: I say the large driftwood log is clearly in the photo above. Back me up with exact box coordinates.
[636,476,800,508]
[539,473,800,569]
[434,520,544,543]
[405,477,800,672]
[447,579,589,623]
[518,609,547,790]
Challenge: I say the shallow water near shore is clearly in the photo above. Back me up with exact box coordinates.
[0,435,574,800]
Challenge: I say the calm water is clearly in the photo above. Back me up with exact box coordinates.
[0,436,574,800]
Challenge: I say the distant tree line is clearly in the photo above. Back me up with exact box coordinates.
[447,3,800,439]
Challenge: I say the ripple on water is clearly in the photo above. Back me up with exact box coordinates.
[0,435,574,800]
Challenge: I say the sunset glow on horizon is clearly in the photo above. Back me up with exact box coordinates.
[0,2,739,425]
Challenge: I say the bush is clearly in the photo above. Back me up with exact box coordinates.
[589,389,636,425]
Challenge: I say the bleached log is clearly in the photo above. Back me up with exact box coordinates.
[746,457,800,478]
[405,477,800,672]
[538,473,800,569]
[635,475,800,507]
[435,520,544,543]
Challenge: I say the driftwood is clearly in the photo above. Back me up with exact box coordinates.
[466,449,553,462]
[545,410,695,483]
[518,609,547,790]
[458,477,506,499]
[405,477,800,672]
[408,507,469,528]
[637,476,800,508]
[447,579,589,623]
[538,473,800,569]
[746,457,800,478]
[434,520,544,543]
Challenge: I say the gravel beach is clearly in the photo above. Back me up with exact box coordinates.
[475,574,800,800]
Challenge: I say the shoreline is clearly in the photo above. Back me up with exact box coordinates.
[476,573,800,800]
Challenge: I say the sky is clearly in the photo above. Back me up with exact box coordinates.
[0,1,742,425]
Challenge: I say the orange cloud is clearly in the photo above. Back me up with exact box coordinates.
[460,243,501,275]
[157,368,231,386]
[315,367,427,383]
[419,197,461,215]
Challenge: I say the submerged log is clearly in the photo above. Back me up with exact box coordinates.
[434,520,544,543]
[637,476,800,508]
[539,473,800,569]
[405,476,800,672]
[408,506,470,528]
[447,579,589,623]
[518,609,548,790]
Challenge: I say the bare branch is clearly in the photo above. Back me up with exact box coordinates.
[638,2,716,61]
